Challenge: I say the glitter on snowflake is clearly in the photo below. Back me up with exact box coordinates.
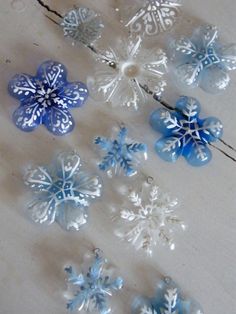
[125,0,182,37]
[170,24,236,93]
[64,250,123,313]
[8,60,88,136]
[114,182,185,255]
[87,36,167,110]
[150,96,223,167]
[24,152,102,231]
[132,277,204,314]
[94,126,147,177]
[61,7,104,46]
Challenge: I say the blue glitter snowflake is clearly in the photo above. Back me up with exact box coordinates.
[65,250,123,313]
[8,60,89,135]
[94,127,147,177]
[24,152,102,230]
[150,96,223,167]
[132,277,204,314]
[171,24,236,93]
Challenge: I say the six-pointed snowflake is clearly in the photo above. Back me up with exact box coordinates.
[87,36,167,110]
[65,250,123,313]
[150,96,223,166]
[114,182,184,255]
[61,7,104,46]
[171,24,236,93]
[8,60,89,135]
[24,152,102,230]
[133,277,204,314]
[94,126,147,177]
[126,0,182,36]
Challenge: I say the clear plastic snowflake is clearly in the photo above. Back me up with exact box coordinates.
[94,126,147,177]
[150,96,223,167]
[114,182,185,255]
[132,277,204,314]
[24,152,102,231]
[125,0,182,37]
[87,36,167,110]
[61,7,104,46]
[64,250,123,313]
[170,24,236,93]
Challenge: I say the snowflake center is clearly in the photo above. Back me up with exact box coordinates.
[49,180,74,202]
[195,47,220,68]
[36,86,57,107]
[121,62,140,78]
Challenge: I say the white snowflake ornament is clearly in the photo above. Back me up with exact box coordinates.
[114,181,185,255]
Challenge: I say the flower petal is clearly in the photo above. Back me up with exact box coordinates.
[24,166,53,192]
[219,44,236,70]
[36,60,67,89]
[199,65,230,94]
[174,37,197,55]
[57,82,89,108]
[28,197,56,224]
[192,24,218,48]
[43,106,74,136]
[8,74,37,101]
[154,137,183,163]
[175,63,201,87]
[74,173,102,201]
[55,152,81,181]
[150,108,181,136]
[200,117,223,142]
[175,96,201,120]
[183,142,212,167]
[13,101,44,132]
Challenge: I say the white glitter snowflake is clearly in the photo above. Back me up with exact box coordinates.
[115,183,185,255]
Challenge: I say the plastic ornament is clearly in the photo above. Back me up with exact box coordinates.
[114,179,185,255]
[87,36,167,110]
[61,7,104,47]
[170,24,236,93]
[24,152,102,231]
[132,277,204,314]
[64,249,123,313]
[150,96,223,167]
[94,126,147,177]
[8,60,89,136]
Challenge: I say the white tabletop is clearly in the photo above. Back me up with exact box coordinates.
[0,1,235,313]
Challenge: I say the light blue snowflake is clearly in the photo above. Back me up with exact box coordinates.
[65,250,123,313]
[24,152,102,230]
[94,127,147,177]
[171,24,236,93]
[132,277,204,314]
[150,96,223,167]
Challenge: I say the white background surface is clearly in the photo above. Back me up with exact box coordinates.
[0,1,235,313]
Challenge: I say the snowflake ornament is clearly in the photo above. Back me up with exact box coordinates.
[125,0,182,37]
[64,250,123,313]
[24,152,102,231]
[87,36,167,110]
[94,126,147,177]
[8,60,89,136]
[114,181,184,255]
[150,96,223,167]
[170,24,236,93]
[132,277,204,314]
[61,7,104,46]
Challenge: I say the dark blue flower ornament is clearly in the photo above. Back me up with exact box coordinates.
[170,25,236,93]
[150,96,223,167]
[64,250,123,313]
[132,277,203,314]
[8,60,89,135]
[94,126,147,177]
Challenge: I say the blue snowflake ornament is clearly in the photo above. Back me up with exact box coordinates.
[150,96,223,167]
[24,152,102,230]
[8,60,89,135]
[132,277,203,314]
[65,250,123,313]
[170,24,236,93]
[94,127,147,177]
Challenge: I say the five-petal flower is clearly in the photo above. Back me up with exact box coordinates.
[94,126,147,177]
[150,96,223,166]
[24,152,102,230]
[8,60,89,135]
[171,24,236,93]
[65,250,123,313]
[88,36,167,110]
[132,277,204,314]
